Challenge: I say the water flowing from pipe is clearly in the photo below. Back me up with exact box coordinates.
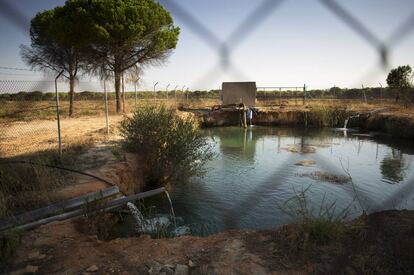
[343,118,349,129]
[164,190,177,228]
[343,114,360,129]
[126,202,146,232]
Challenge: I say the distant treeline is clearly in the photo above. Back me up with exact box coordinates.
[258,87,414,100]
[0,90,221,101]
[1,87,413,101]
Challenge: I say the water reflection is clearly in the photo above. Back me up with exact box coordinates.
[147,126,414,235]
[380,149,407,184]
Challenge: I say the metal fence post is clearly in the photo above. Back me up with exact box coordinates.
[279,88,281,106]
[295,87,297,106]
[166,84,170,101]
[174,85,178,108]
[134,81,138,109]
[104,79,110,136]
[303,84,306,105]
[154,81,159,105]
[54,70,64,158]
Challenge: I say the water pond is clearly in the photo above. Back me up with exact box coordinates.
[118,126,414,237]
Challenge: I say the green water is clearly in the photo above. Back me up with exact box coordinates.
[142,126,414,236]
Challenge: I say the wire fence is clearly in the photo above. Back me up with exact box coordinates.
[0,77,217,157]
[0,0,414,224]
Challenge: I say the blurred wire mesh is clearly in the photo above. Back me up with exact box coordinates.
[0,0,413,215]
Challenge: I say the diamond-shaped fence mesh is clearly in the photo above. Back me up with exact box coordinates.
[0,0,413,224]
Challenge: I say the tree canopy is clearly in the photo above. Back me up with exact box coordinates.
[386,65,413,89]
[20,2,98,116]
[79,0,180,112]
[21,0,180,114]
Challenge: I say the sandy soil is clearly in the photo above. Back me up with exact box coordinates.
[0,115,124,157]
[6,210,414,274]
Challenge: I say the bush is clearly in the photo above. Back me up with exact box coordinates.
[120,105,213,188]
[278,185,350,246]
[78,91,104,100]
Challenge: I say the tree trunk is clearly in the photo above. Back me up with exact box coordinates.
[114,70,122,113]
[69,76,75,117]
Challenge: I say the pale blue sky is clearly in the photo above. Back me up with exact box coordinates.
[0,0,413,91]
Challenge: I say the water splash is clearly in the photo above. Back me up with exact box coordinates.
[126,202,146,232]
[127,202,171,233]
[164,190,177,228]
[173,225,191,236]
[126,191,183,236]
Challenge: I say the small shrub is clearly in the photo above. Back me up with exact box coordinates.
[278,185,351,246]
[120,105,213,187]
[305,107,347,127]
[301,217,345,245]
[26,91,44,101]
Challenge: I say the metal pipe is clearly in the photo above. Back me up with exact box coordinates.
[54,70,64,157]
[134,80,138,108]
[6,187,166,232]
[182,85,186,104]
[104,79,109,136]
[154,81,159,104]
[166,83,170,100]
[174,85,179,108]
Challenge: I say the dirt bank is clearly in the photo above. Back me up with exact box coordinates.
[197,107,414,139]
[6,210,414,274]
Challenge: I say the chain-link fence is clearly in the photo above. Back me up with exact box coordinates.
[0,78,115,157]
[0,77,218,158]
[0,0,414,227]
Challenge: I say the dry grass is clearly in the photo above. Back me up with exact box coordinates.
[0,138,96,219]
[1,97,413,122]
[0,115,124,158]
[1,97,413,158]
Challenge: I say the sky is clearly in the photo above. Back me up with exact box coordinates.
[0,0,413,91]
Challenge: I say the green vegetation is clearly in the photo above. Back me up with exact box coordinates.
[20,0,96,116]
[386,65,414,104]
[80,0,180,113]
[304,106,348,127]
[278,186,351,246]
[120,105,213,188]
[20,0,180,115]
[387,65,413,89]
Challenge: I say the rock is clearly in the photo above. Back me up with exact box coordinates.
[28,251,40,259]
[164,264,175,269]
[28,251,47,260]
[174,264,189,275]
[25,265,39,273]
[160,265,174,275]
[295,159,316,167]
[147,261,162,274]
[86,265,99,272]
[188,260,195,267]
[284,145,316,154]
[297,171,352,184]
